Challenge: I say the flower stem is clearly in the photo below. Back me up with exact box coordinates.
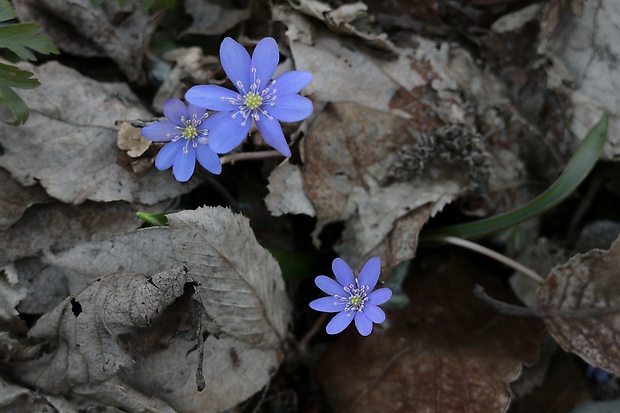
[438,236,545,284]
[220,150,283,164]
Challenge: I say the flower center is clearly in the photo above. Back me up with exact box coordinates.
[244,92,263,110]
[183,125,198,140]
[340,281,369,312]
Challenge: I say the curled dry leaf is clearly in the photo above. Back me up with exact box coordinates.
[14,267,189,395]
[265,159,316,217]
[316,251,546,412]
[0,167,51,231]
[39,207,290,412]
[537,235,620,375]
[15,0,160,84]
[0,61,199,205]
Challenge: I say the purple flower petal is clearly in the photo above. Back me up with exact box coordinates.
[185,85,239,111]
[163,98,188,126]
[220,37,251,92]
[368,288,392,306]
[195,143,222,174]
[272,71,312,95]
[354,312,373,336]
[154,139,184,170]
[309,297,346,313]
[172,143,196,182]
[268,94,313,122]
[326,311,354,335]
[315,275,346,296]
[187,103,207,119]
[362,303,386,324]
[332,258,355,288]
[204,111,251,154]
[255,115,290,157]
[141,122,179,142]
[358,257,381,290]
[251,37,279,92]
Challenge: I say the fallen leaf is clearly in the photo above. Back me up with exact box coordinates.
[0,376,65,412]
[0,61,199,205]
[39,207,291,412]
[542,0,620,159]
[537,235,620,376]
[14,267,189,394]
[316,250,546,412]
[265,159,316,217]
[116,121,151,158]
[0,167,51,231]
[181,0,250,37]
[14,0,160,84]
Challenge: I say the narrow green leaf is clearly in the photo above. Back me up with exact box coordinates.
[0,63,40,89]
[0,0,17,23]
[136,211,169,227]
[0,84,30,125]
[420,113,609,245]
[0,23,59,61]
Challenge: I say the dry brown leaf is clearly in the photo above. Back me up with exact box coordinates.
[0,168,51,231]
[265,160,316,217]
[40,207,290,412]
[181,0,250,37]
[0,61,199,205]
[15,0,160,84]
[301,102,482,270]
[537,235,620,375]
[0,201,144,265]
[14,267,189,395]
[316,251,546,413]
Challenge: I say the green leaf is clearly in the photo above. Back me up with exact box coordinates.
[420,113,609,245]
[0,62,40,89]
[136,212,169,227]
[0,23,59,61]
[0,0,17,23]
[0,83,30,125]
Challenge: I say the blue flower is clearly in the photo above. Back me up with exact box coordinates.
[309,257,392,336]
[141,98,236,182]
[185,37,313,157]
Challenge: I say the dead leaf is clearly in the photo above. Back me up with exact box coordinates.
[15,0,160,84]
[0,61,199,205]
[116,122,151,158]
[0,201,145,265]
[265,160,316,217]
[38,207,291,412]
[0,265,27,329]
[537,235,620,376]
[0,376,65,412]
[181,0,250,36]
[14,268,188,393]
[542,0,620,159]
[301,102,482,270]
[0,167,51,231]
[316,250,546,413]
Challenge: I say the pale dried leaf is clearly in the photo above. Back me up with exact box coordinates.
[14,268,188,395]
[0,168,51,231]
[537,235,620,375]
[0,265,27,325]
[265,160,316,217]
[42,207,290,412]
[0,376,67,413]
[317,252,545,413]
[116,122,151,158]
[543,0,620,159]
[15,0,160,84]
[0,61,199,204]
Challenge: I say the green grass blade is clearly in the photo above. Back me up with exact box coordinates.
[420,113,609,245]
[136,212,169,227]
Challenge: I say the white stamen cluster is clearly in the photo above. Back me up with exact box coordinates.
[224,67,277,126]
[166,112,209,154]
[335,280,369,313]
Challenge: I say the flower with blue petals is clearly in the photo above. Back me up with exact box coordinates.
[185,37,313,157]
[141,98,238,182]
[310,257,392,336]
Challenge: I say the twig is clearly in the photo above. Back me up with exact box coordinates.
[297,313,328,358]
[220,150,283,164]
